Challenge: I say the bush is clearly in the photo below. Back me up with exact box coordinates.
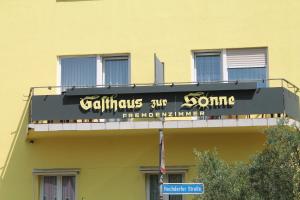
[194,122,300,200]
[249,123,300,200]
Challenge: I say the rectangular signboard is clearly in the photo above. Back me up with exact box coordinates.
[162,183,204,195]
[30,83,300,121]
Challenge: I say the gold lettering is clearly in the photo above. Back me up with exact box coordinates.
[162,112,167,117]
[229,96,235,106]
[101,96,107,112]
[163,99,168,106]
[93,100,101,110]
[119,100,127,109]
[185,112,192,116]
[81,93,236,117]
[105,98,110,110]
[178,112,184,117]
[80,96,99,110]
[127,100,135,109]
[219,96,228,106]
[80,99,92,110]
[110,96,118,112]
[181,92,236,109]
[150,100,156,109]
[156,100,162,107]
[210,97,219,106]
[135,99,143,108]
[193,111,198,116]
[181,92,203,108]
[198,96,209,108]
[151,99,168,109]
[155,112,161,118]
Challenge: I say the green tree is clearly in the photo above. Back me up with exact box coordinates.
[249,122,300,200]
[193,122,300,200]
[193,149,259,200]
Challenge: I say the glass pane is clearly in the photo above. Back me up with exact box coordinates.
[104,58,129,85]
[228,67,266,87]
[196,54,221,82]
[61,57,97,90]
[62,176,76,200]
[168,174,183,200]
[149,175,159,200]
[43,176,57,200]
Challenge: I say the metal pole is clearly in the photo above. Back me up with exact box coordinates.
[159,128,164,200]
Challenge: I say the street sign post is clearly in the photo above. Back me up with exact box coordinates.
[162,183,204,195]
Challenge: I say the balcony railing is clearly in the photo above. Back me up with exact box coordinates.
[28,78,299,96]
[27,79,300,128]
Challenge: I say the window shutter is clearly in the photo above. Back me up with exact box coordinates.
[227,48,267,68]
[154,54,164,84]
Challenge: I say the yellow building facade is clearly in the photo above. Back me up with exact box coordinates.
[0,0,300,199]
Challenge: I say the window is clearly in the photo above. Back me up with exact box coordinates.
[40,175,76,200]
[147,174,183,200]
[228,68,266,86]
[59,55,130,91]
[195,52,221,82]
[61,56,97,91]
[194,48,267,87]
[227,48,267,87]
[103,56,129,85]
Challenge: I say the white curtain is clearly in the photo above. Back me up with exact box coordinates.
[196,54,221,82]
[62,176,75,200]
[43,176,57,200]
[61,57,97,90]
[104,58,129,85]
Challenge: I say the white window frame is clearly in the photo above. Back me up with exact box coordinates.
[146,173,185,200]
[192,48,268,84]
[39,175,77,200]
[57,54,130,93]
[192,50,226,82]
[226,47,269,87]
[96,55,103,85]
[222,49,228,81]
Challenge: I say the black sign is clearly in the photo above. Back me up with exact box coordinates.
[30,83,300,121]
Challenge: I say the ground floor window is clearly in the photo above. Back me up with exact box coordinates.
[147,174,183,200]
[40,176,76,200]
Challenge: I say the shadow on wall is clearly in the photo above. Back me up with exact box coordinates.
[0,97,32,199]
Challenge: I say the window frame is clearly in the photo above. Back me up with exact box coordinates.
[39,175,77,200]
[192,48,268,85]
[57,54,130,93]
[226,47,269,87]
[192,50,225,83]
[145,173,185,200]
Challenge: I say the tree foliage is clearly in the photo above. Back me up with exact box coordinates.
[194,122,300,200]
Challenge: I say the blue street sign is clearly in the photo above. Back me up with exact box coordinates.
[162,183,204,195]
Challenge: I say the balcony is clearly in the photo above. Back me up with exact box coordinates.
[27,79,300,135]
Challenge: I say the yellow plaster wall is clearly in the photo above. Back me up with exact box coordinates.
[0,126,265,199]
[0,0,300,199]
